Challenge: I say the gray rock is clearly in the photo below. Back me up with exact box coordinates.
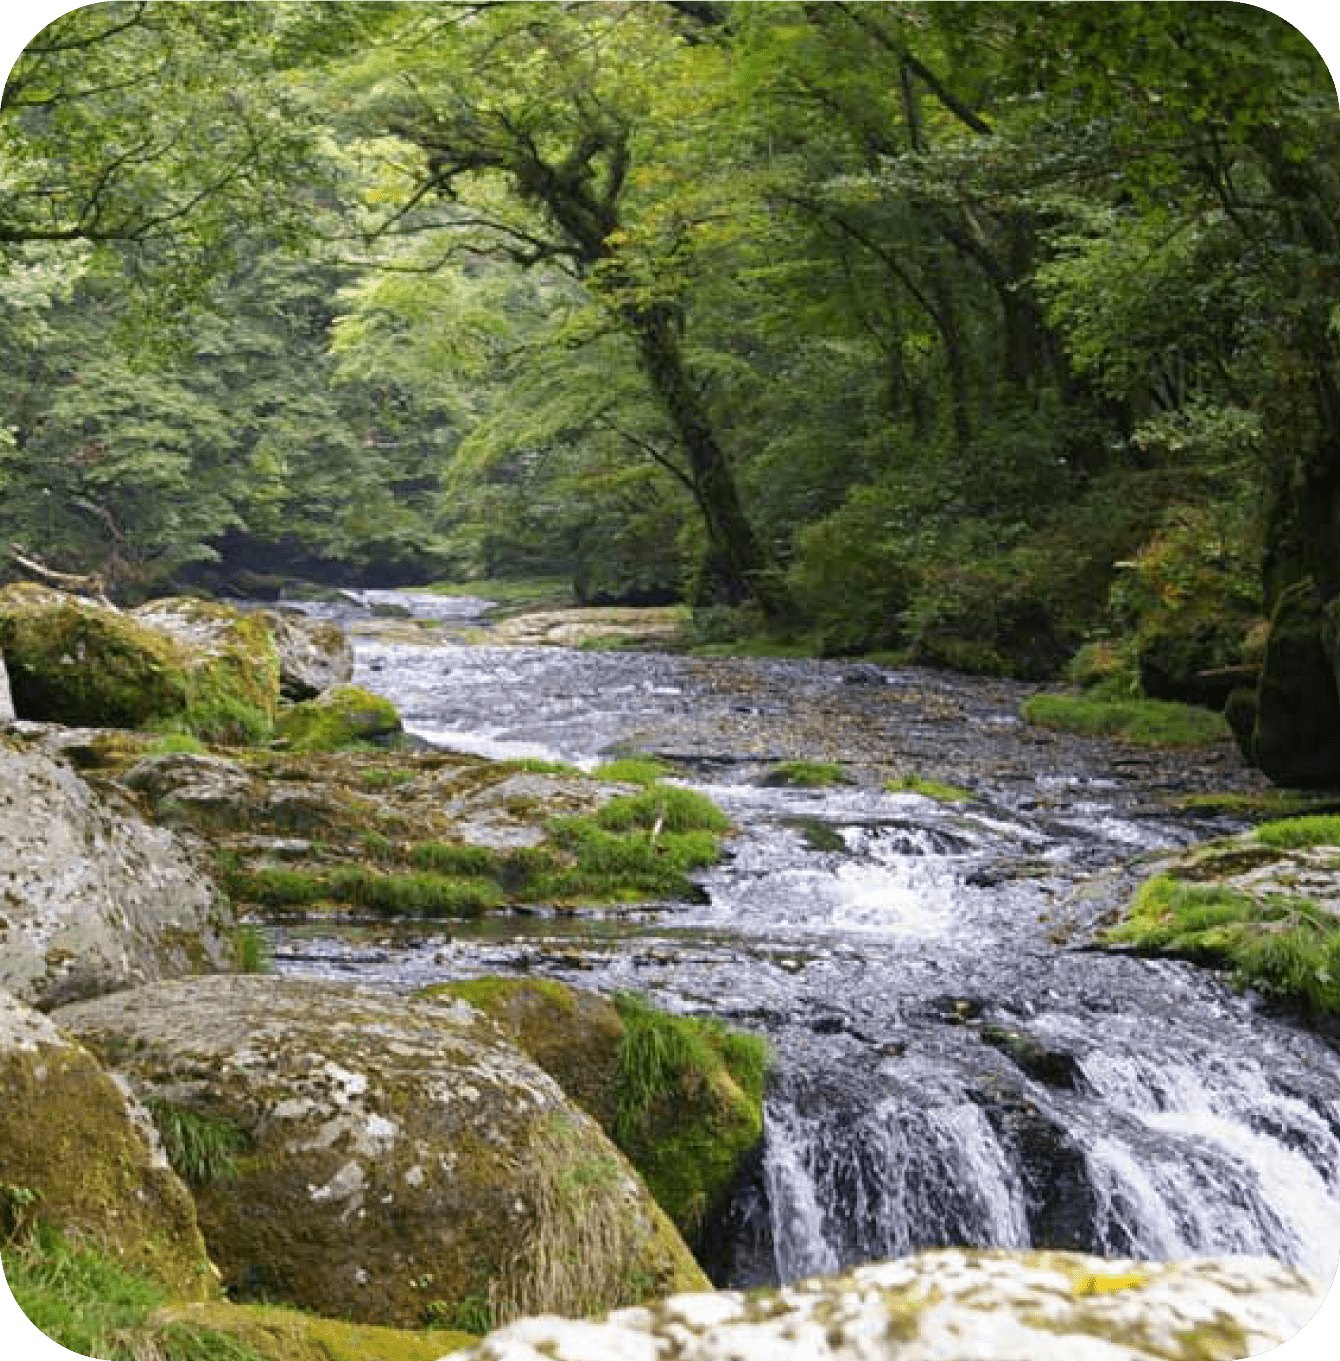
[0,739,236,1008]
[258,609,355,700]
[0,987,215,1297]
[53,975,707,1329]
[452,1248,1328,1361]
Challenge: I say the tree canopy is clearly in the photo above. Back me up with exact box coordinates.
[2,2,1338,716]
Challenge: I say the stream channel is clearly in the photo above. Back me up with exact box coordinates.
[270,590,1340,1292]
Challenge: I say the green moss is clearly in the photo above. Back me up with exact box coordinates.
[765,760,849,787]
[3,1226,267,1361]
[274,686,404,752]
[1254,814,1340,850]
[1023,691,1229,745]
[1106,875,1340,1017]
[595,756,682,785]
[594,784,732,835]
[327,867,504,917]
[887,772,974,802]
[408,841,502,877]
[611,992,768,1244]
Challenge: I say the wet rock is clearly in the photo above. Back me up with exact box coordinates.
[453,1248,1325,1361]
[257,609,354,700]
[979,1023,1082,1089]
[0,739,237,1009]
[53,975,708,1328]
[0,987,215,1298]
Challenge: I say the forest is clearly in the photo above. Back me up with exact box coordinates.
[2,1,1339,778]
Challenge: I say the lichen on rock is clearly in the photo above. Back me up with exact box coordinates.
[52,975,708,1329]
[452,1247,1328,1361]
[0,737,237,1009]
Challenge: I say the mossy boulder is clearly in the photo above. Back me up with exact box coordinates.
[0,739,237,1009]
[424,980,766,1255]
[133,595,282,743]
[0,585,282,742]
[0,988,216,1300]
[0,583,192,730]
[52,976,708,1329]
[454,1248,1326,1361]
[275,684,405,752]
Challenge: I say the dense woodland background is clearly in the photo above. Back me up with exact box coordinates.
[2,1,1338,696]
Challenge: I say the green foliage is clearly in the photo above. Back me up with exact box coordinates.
[611,992,768,1239]
[593,786,733,836]
[886,773,974,803]
[408,841,501,877]
[1022,692,1229,746]
[145,1101,249,1189]
[232,926,273,975]
[595,757,683,786]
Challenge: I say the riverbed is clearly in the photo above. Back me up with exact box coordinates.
[271,591,1340,1290]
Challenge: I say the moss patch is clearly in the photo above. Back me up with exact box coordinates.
[764,760,849,787]
[274,685,404,752]
[1104,875,1340,1018]
[1022,691,1229,745]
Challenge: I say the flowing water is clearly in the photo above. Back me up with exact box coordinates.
[272,591,1340,1290]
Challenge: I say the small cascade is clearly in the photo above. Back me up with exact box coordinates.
[760,1074,1031,1282]
[1075,1050,1340,1278]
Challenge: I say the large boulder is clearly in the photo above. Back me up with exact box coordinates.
[455,1248,1327,1361]
[0,583,191,730]
[0,738,237,1009]
[52,976,708,1330]
[0,585,282,742]
[257,608,355,700]
[0,988,216,1299]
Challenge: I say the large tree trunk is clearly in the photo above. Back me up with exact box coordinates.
[632,303,795,624]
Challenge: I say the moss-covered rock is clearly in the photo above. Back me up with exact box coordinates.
[53,976,708,1329]
[274,684,405,752]
[0,585,283,743]
[0,738,237,1009]
[453,1248,1326,1361]
[0,988,216,1300]
[150,1299,476,1360]
[133,596,283,743]
[422,980,766,1254]
[0,583,192,730]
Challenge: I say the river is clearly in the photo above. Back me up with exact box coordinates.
[270,590,1340,1291]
